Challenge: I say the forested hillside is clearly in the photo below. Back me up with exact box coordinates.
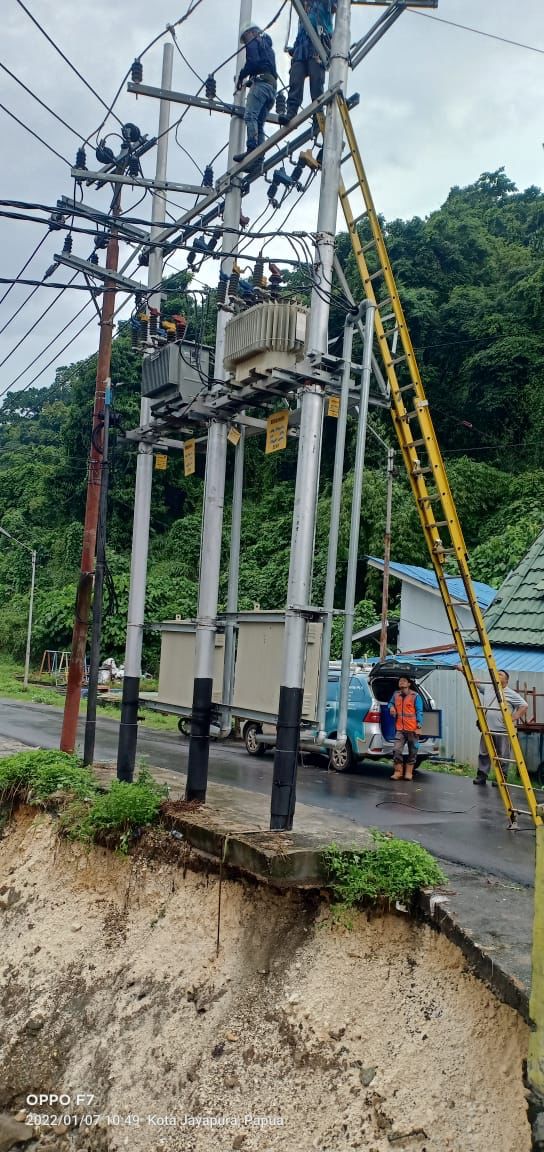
[0,168,542,670]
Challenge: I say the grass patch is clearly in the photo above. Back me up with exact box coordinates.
[0,748,167,851]
[324,832,447,907]
[420,758,474,778]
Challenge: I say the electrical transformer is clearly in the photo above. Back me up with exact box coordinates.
[141,341,210,405]
[224,302,309,385]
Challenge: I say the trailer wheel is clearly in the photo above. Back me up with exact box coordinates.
[244,722,266,757]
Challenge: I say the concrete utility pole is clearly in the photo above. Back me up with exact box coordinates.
[380,447,394,659]
[270,0,352,830]
[60,193,120,753]
[185,0,251,802]
[116,43,174,781]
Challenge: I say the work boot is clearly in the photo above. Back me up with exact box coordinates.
[391,763,403,781]
[233,141,258,164]
[473,771,487,786]
[404,764,414,782]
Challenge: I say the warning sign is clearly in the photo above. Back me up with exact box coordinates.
[154,453,168,471]
[327,395,340,419]
[265,409,289,455]
[227,426,241,446]
[184,439,196,476]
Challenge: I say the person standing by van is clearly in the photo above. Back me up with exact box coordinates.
[389,676,423,781]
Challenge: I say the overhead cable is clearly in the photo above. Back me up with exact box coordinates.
[410,10,544,56]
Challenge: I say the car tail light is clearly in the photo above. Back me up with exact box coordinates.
[364,706,381,723]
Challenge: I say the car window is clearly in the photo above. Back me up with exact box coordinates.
[349,676,371,707]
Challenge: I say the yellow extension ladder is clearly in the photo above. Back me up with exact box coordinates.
[331,93,541,828]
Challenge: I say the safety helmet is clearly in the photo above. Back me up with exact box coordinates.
[240,21,260,40]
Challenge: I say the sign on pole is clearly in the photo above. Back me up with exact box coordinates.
[228,426,241,446]
[184,439,196,476]
[155,453,168,471]
[327,395,340,419]
[265,409,289,455]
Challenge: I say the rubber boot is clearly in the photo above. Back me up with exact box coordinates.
[391,762,403,780]
[404,763,414,781]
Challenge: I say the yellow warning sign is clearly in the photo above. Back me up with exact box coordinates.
[227,426,241,446]
[154,453,168,471]
[265,409,289,455]
[327,395,340,419]
[184,439,196,476]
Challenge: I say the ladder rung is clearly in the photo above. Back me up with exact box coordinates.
[381,312,396,324]
[430,520,449,529]
[397,382,415,394]
[413,465,434,475]
[352,214,370,230]
[418,493,442,503]
[411,438,427,447]
[365,268,385,283]
[343,181,361,197]
[377,296,392,311]
[388,354,407,367]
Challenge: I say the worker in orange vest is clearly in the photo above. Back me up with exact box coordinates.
[389,675,423,781]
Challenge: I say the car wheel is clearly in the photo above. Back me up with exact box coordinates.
[329,738,354,773]
[244,722,266,757]
[178,717,191,737]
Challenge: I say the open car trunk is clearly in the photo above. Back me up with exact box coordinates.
[368,658,445,742]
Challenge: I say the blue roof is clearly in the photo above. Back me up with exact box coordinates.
[367,558,496,611]
[411,646,544,674]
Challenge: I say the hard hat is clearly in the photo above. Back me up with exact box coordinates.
[240,21,260,39]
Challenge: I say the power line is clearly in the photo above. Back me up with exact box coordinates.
[0,101,70,165]
[0,61,85,142]
[14,0,124,126]
[0,233,49,309]
[0,273,79,371]
[410,10,544,56]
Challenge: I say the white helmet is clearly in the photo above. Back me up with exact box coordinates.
[240,21,260,40]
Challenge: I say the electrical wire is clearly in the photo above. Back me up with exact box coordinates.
[409,9,544,57]
[0,273,80,370]
[0,233,49,309]
[0,101,70,165]
[14,0,124,126]
[0,61,85,142]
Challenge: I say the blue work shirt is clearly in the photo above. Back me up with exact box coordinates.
[239,33,277,82]
[292,1,336,62]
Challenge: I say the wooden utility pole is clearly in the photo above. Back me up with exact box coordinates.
[60,196,120,752]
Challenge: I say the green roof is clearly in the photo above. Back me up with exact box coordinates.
[483,527,544,648]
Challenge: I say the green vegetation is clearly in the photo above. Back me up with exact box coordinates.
[0,749,166,850]
[0,171,543,671]
[418,758,474,778]
[324,833,447,906]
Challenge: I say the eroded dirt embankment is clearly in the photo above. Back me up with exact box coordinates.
[0,809,531,1152]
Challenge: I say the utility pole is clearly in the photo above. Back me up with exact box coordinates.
[83,381,111,766]
[60,192,120,753]
[185,0,251,802]
[380,447,394,659]
[270,0,351,830]
[116,42,174,781]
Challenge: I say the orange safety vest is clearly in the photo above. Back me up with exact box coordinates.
[392,690,419,733]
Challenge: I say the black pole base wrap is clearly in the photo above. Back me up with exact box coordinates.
[186,677,213,802]
[270,685,304,831]
[116,675,140,782]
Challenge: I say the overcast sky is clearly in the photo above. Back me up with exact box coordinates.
[1,0,542,401]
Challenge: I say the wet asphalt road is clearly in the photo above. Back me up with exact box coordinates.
[0,698,535,887]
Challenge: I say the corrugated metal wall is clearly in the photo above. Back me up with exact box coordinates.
[425,669,544,766]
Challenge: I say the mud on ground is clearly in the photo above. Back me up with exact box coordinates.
[0,810,531,1152]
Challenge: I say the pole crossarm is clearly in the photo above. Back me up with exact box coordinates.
[54,253,147,295]
[71,169,209,198]
[128,83,283,126]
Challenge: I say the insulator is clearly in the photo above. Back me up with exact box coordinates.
[163,321,176,342]
[203,165,214,188]
[192,236,209,255]
[208,229,221,253]
[138,251,150,267]
[229,265,241,297]
[128,155,140,178]
[139,314,149,340]
[95,233,109,250]
[131,59,143,85]
[149,307,159,335]
[130,317,141,348]
[62,235,73,255]
[275,91,286,118]
[239,213,249,230]
[122,122,141,144]
[290,160,304,185]
[173,313,187,340]
[96,140,115,165]
[252,256,264,288]
[267,176,280,205]
[187,251,196,268]
[134,293,144,312]
[216,272,228,305]
[269,265,282,300]
[48,212,63,232]
[75,147,86,170]
[205,74,216,101]
[88,252,99,265]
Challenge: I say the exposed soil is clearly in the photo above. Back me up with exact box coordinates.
[0,810,531,1152]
